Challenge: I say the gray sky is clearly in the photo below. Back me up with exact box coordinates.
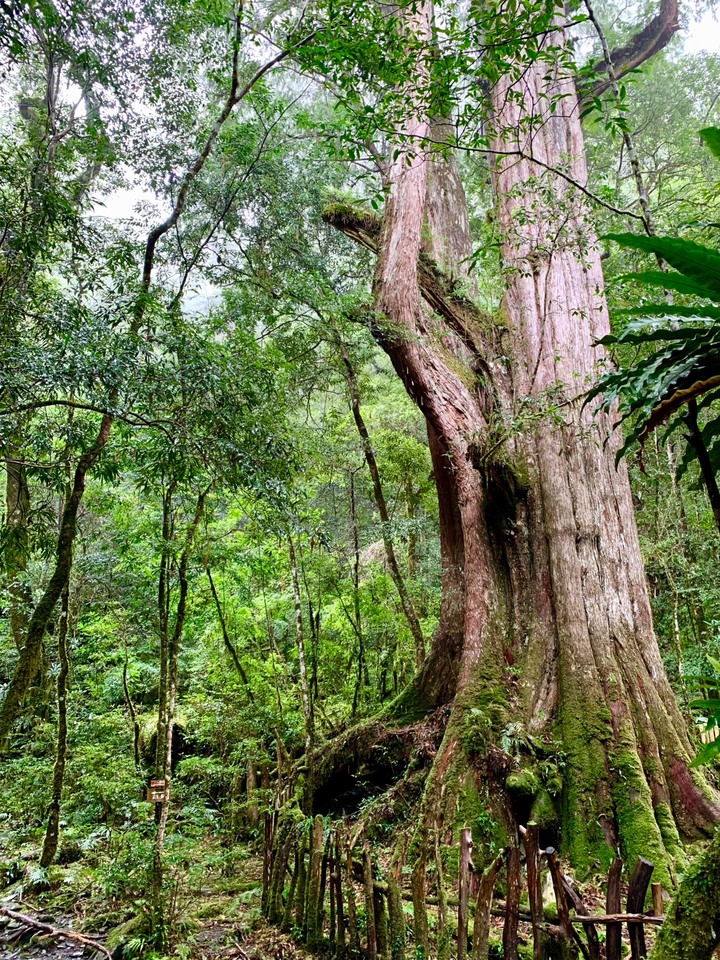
[684,6,720,52]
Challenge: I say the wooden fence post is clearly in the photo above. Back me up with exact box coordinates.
[387,839,406,960]
[627,857,654,960]
[605,858,623,960]
[282,843,299,932]
[411,851,429,959]
[294,833,308,931]
[503,846,521,960]
[307,816,325,949]
[363,840,378,960]
[329,845,337,947]
[345,833,360,954]
[262,809,275,915]
[651,882,664,918]
[458,828,472,960]
[334,831,346,951]
[546,847,589,960]
[319,833,331,940]
[471,852,503,960]
[562,875,600,960]
[374,884,389,958]
[522,826,546,960]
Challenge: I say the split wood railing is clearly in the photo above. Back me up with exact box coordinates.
[263,812,666,960]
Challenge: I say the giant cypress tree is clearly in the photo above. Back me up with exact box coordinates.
[317,0,719,884]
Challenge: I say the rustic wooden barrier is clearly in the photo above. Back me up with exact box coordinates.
[263,807,666,960]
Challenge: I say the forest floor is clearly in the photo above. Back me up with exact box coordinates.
[0,839,310,960]
[0,912,308,960]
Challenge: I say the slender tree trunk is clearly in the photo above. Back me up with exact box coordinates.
[683,399,720,535]
[152,488,206,942]
[40,584,70,868]
[246,754,260,829]
[156,485,174,777]
[122,646,142,772]
[206,564,255,702]
[289,535,315,811]
[349,472,366,717]
[343,352,426,668]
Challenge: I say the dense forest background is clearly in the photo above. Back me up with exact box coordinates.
[1,0,720,957]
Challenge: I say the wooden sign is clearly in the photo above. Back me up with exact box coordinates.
[146,779,167,803]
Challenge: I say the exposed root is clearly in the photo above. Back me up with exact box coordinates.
[0,906,113,960]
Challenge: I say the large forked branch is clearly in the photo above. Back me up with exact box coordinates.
[580,0,679,101]
[322,204,492,370]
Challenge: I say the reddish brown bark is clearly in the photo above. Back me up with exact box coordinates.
[490,29,718,863]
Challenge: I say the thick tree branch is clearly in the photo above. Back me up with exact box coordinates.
[580,0,679,101]
[321,204,492,363]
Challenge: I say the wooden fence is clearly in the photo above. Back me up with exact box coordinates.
[263,813,666,960]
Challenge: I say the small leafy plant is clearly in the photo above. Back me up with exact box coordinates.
[689,654,720,767]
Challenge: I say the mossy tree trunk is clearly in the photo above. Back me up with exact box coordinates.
[325,8,719,881]
[488,29,719,874]
[5,459,32,654]
[39,584,70,869]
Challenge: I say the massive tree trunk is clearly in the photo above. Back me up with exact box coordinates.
[488,28,719,871]
[326,12,719,878]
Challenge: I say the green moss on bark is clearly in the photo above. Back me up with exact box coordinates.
[610,748,672,891]
[557,699,615,874]
[651,829,720,960]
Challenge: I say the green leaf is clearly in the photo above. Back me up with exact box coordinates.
[688,699,720,711]
[707,654,720,674]
[615,304,720,322]
[616,270,718,301]
[700,127,720,161]
[690,737,720,768]
[607,233,720,299]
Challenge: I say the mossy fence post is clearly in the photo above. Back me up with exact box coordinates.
[472,852,504,960]
[282,844,299,932]
[307,816,325,949]
[605,858,623,960]
[363,840,378,960]
[344,831,360,953]
[503,845,521,960]
[295,833,309,931]
[387,839,406,960]
[458,827,472,960]
[334,829,346,951]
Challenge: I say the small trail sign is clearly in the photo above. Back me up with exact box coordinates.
[146,779,167,803]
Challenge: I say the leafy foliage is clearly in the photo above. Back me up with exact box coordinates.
[590,128,720,461]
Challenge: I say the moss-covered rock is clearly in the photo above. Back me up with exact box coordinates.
[105,915,144,958]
